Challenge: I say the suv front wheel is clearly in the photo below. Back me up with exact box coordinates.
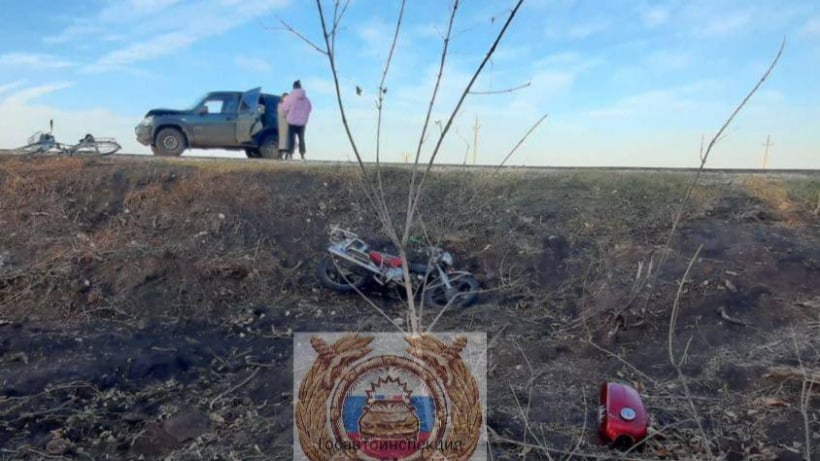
[153,127,186,156]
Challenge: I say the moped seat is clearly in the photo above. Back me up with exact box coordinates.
[368,251,404,268]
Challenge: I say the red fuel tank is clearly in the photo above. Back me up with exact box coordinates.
[598,382,648,449]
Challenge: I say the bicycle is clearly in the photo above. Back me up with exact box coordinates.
[14,120,121,156]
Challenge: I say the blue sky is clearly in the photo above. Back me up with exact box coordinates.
[1,0,818,168]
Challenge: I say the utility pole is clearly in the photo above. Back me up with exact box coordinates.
[472,115,479,165]
[762,135,773,170]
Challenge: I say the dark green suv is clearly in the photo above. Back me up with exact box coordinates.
[135,87,282,158]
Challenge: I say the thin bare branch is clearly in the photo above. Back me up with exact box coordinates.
[404,0,461,245]
[404,0,526,245]
[469,81,531,95]
[328,0,351,54]
[331,0,351,34]
[313,0,396,243]
[493,113,548,173]
[278,19,327,55]
[374,0,408,234]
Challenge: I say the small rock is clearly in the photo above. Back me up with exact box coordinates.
[131,423,180,458]
[724,280,737,293]
[46,438,71,455]
[392,317,404,325]
[162,409,210,443]
[218,213,225,220]
[122,412,148,423]
[774,450,803,461]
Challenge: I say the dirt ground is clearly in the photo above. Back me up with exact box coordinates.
[0,155,818,460]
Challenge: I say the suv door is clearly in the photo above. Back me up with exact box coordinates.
[189,94,240,147]
[236,87,262,144]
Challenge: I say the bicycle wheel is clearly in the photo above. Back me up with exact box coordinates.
[14,142,49,155]
[70,139,121,156]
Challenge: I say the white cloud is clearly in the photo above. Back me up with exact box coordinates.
[0,81,26,97]
[78,63,159,78]
[566,21,608,39]
[45,0,289,72]
[699,10,752,37]
[97,32,199,66]
[356,18,397,58]
[641,7,670,28]
[44,25,102,44]
[801,16,820,37]
[587,80,720,118]
[647,50,691,70]
[0,53,75,69]
[535,51,591,68]
[300,77,336,97]
[235,56,273,73]
[0,82,74,106]
[97,0,186,23]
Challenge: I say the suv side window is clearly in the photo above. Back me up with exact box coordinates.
[222,94,240,114]
[202,99,224,114]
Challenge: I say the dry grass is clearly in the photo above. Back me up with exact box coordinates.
[1,155,819,460]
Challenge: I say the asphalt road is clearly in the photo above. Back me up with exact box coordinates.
[1,149,818,178]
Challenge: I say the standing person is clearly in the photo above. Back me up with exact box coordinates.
[277,92,290,159]
[281,80,312,160]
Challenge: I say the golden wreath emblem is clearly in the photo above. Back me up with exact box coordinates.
[296,334,482,461]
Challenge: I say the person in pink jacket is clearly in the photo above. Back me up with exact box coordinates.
[281,80,312,160]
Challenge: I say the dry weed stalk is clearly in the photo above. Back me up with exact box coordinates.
[667,244,713,458]
[636,39,786,316]
[791,333,815,461]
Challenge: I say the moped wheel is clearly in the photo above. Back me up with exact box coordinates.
[423,274,479,309]
[317,256,369,293]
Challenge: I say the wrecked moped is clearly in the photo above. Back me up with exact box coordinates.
[316,226,479,309]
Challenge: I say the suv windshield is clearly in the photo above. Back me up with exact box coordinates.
[187,94,208,111]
